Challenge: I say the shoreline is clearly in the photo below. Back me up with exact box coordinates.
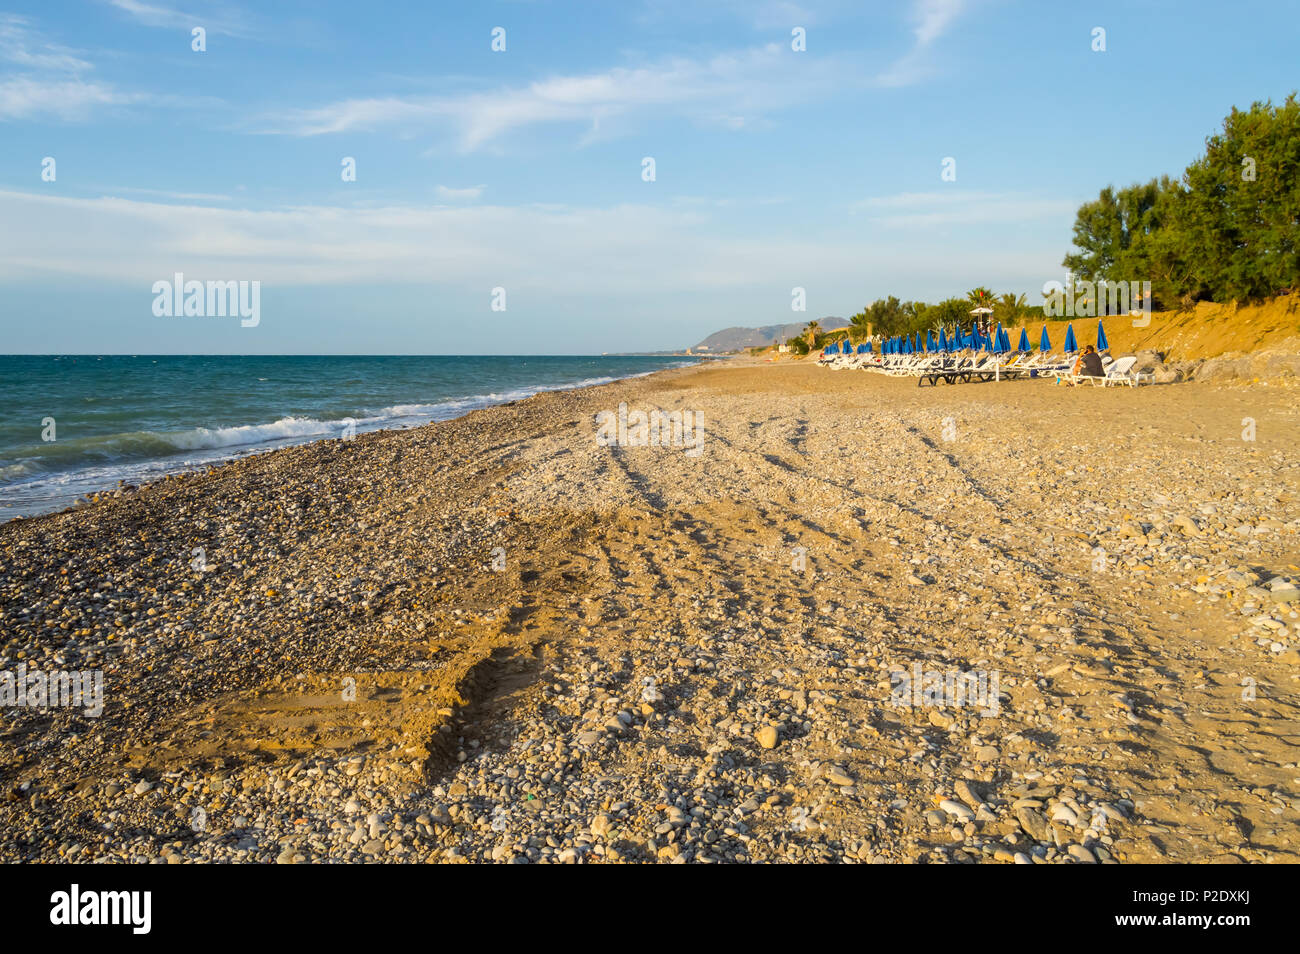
[2,359,1298,863]
[0,356,705,523]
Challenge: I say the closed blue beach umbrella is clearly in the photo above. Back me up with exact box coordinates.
[915,331,924,353]
[937,328,949,352]
[1097,319,1109,351]
[1063,323,1078,353]
[1039,325,1051,352]
[1018,327,1031,352]
[992,323,1005,353]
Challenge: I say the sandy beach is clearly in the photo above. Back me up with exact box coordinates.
[2,359,1298,864]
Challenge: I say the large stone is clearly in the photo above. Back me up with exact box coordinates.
[1016,807,1049,842]
[824,766,854,787]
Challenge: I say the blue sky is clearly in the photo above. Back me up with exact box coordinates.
[0,0,1296,353]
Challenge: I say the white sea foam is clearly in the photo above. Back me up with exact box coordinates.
[158,416,339,451]
[0,364,692,520]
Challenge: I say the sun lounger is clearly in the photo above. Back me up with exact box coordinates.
[1100,355,1151,386]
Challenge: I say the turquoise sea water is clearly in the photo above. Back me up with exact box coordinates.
[0,355,698,519]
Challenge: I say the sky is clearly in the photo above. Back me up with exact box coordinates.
[0,0,1296,354]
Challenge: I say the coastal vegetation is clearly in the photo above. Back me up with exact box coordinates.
[784,95,1298,354]
[1063,94,1299,309]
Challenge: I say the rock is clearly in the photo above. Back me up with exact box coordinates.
[755,725,779,749]
[132,781,153,796]
[929,710,953,729]
[1016,807,1049,842]
[824,766,854,787]
[939,799,974,822]
[1051,804,1079,826]
[953,780,982,809]
[1195,356,1250,382]
[591,814,614,838]
[1270,584,1299,604]
[1067,844,1097,863]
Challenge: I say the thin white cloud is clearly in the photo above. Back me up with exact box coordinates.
[853,190,1077,227]
[0,14,92,71]
[0,14,216,121]
[873,0,970,87]
[913,0,967,46]
[105,186,234,202]
[0,16,150,120]
[638,0,820,31]
[0,188,1059,297]
[435,185,485,200]
[0,76,142,120]
[104,0,251,37]
[262,45,861,150]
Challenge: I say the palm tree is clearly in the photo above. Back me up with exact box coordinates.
[997,292,1027,324]
[847,307,872,343]
[966,287,995,310]
[803,319,821,349]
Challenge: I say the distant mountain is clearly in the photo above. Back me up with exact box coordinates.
[691,316,849,352]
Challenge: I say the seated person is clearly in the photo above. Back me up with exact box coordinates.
[1074,345,1105,378]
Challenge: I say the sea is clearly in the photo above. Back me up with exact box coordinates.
[0,354,699,520]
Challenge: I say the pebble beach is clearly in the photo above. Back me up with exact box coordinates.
[2,358,1298,864]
